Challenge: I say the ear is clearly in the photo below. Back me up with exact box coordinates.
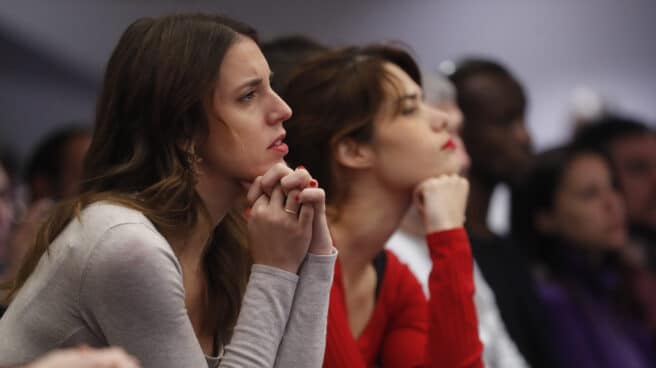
[334,137,374,170]
[535,210,559,235]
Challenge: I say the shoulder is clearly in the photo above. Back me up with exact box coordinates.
[534,275,573,309]
[78,202,180,283]
[79,201,156,234]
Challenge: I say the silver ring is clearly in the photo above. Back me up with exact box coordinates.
[284,208,298,215]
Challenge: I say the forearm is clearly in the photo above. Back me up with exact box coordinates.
[220,264,299,367]
[426,228,483,368]
[274,250,337,368]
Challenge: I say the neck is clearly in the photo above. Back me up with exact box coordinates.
[466,169,496,240]
[330,175,411,281]
[171,170,244,271]
[399,206,425,237]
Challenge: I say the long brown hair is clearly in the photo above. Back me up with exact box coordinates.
[2,13,255,344]
[283,45,421,215]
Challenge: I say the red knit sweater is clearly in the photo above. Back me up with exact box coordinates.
[323,228,483,367]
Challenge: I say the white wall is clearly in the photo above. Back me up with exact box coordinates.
[1,0,654,157]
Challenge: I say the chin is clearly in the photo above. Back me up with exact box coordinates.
[604,233,628,250]
[241,159,288,182]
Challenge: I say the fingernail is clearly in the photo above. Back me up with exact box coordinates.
[309,179,318,188]
[296,165,305,170]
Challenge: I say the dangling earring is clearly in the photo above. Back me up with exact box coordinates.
[187,143,204,175]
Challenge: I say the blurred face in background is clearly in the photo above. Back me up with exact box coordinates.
[461,74,532,184]
[58,133,91,199]
[609,133,656,230]
[537,153,627,251]
[0,164,14,251]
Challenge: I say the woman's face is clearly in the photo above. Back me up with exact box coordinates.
[369,63,459,191]
[202,36,292,182]
[540,153,628,250]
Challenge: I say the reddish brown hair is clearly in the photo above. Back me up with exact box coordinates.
[283,45,421,214]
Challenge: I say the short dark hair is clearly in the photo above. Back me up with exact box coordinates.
[283,45,420,212]
[25,124,90,183]
[511,145,612,263]
[261,35,328,93]
[449,58,513,84]
[449,57,526,123]
[573,114,652,154]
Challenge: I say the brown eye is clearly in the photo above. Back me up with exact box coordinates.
[401,106,418,115]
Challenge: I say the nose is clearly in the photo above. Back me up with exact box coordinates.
[512,118,531,149]
[604,189,626,221]
[429,106,449,132]
[267,91,293,125]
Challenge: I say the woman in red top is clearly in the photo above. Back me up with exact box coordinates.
[283,45,483,367]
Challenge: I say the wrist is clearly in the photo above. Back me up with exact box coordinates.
[308,243,334,255]
[423,219,464,233]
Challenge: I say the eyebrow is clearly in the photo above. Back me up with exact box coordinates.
[237,78,263,91]
[236,72,274,92]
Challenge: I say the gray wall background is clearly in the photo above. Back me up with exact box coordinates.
[1,0,655,160]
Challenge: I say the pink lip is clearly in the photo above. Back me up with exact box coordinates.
[268,132,288,155]
[441,138,457,151]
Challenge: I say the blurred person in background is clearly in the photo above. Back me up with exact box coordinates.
[284,45,484,367]
[574,115,656,272]
[25,125,92,204]
[386,70,528,368]
[451,58,559,368]
[512,145,656,368]
[0,149,17,291]
[0,126,92,285]
[261,35,328,94]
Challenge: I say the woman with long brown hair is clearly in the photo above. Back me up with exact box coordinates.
[0,14,335,368]
[283,46,483,367]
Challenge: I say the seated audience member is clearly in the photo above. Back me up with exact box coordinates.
[386,70,528,368]
[574,115,656,272]
[513,145,656,368]
[0,150,17,277]
[284,45,483,367]
[0,13,336,368]
[1,126,92,281]
[450,57,559,368]
[25,125,92,204]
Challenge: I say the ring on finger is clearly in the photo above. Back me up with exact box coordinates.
[284,208,298,215]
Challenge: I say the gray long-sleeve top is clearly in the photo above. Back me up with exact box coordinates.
[0,202,336,367]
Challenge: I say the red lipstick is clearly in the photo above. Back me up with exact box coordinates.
[441,138,457,151]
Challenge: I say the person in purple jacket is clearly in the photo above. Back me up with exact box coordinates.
[513,144,656,368]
